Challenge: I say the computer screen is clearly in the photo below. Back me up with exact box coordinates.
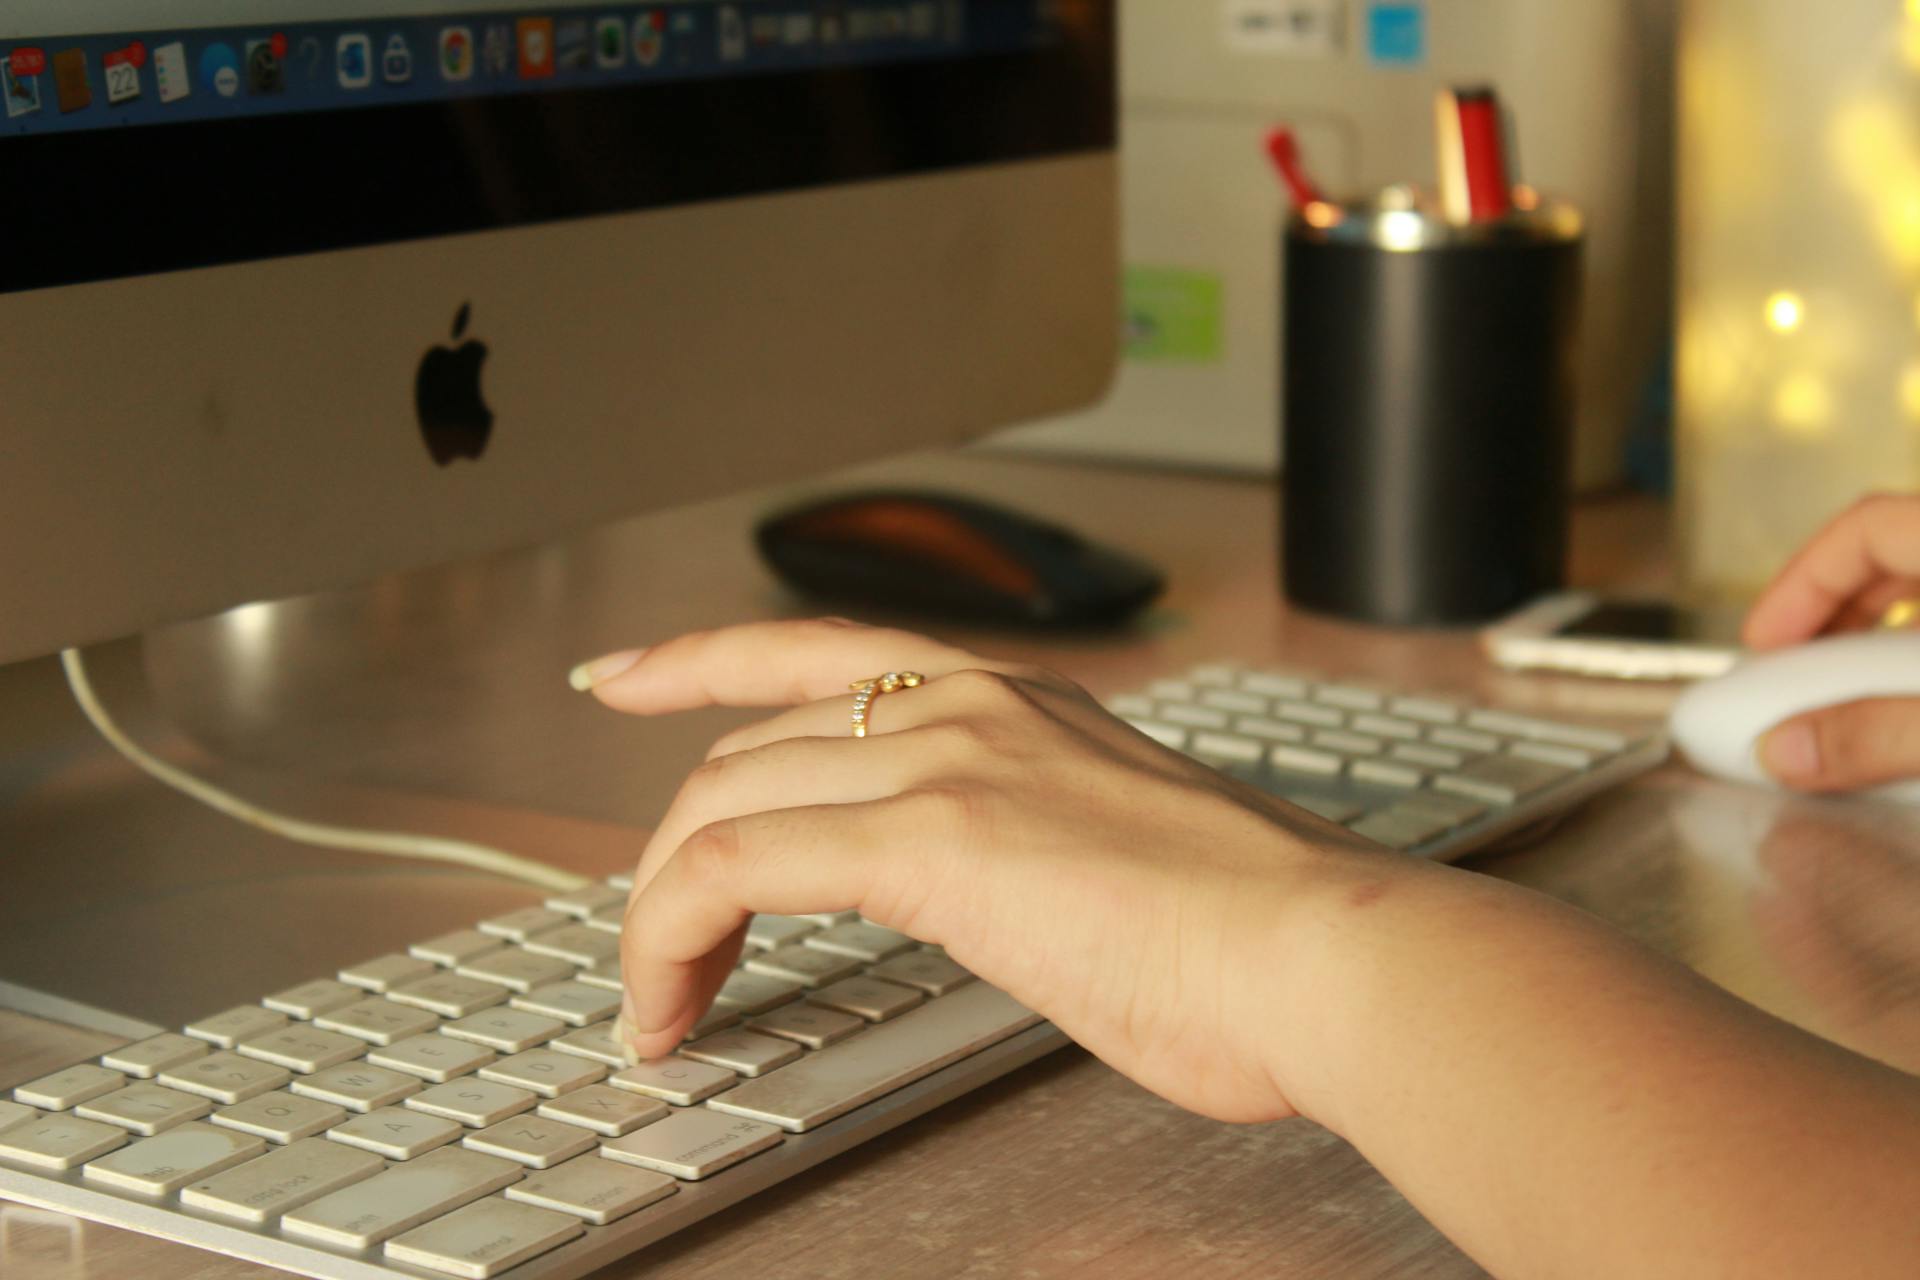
[0,0,1117,661]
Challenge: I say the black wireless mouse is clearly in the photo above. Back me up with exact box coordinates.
[754,490,1165,627]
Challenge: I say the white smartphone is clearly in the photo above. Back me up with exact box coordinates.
[1481,592,1746,681]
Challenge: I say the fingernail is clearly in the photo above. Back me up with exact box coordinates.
[568,649,646,693]
[614,992,643,1068]
[1761,721,1820,782]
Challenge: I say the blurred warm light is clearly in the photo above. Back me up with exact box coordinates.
[1830,97,1920,268]
[1378,210,1423,252]
[1511,184,1540,212]
[1908,0,1920,21]
[1901,362,1920,421]
[1764,291,1804,333]
[1772,373,1834,433]
[1302,200,1340,229]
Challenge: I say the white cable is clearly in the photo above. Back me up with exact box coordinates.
[60,648,590,894]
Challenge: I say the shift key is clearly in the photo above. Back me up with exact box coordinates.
[180,1137,384,1225]
[281,1147,522,1249]
[706,981,1041,1133]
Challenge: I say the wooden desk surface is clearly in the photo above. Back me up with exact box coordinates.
[5,451,1918,1279]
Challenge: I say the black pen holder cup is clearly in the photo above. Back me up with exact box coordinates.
[1280,199,1584,628]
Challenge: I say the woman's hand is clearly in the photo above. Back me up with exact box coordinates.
[1743,493,1920,791]
[578,618,1401,1125]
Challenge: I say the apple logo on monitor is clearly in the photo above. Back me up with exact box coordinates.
[415,303,493,465]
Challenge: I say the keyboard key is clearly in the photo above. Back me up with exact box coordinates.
[1351,714,1422,741]
[1390,696,1463,724]
[15,1063,125,1110]
[1312,729,1384,757]
[751,1003,865,1050]
[442,1009,568,1054]
[1274,700,1344,728]
[264,979,363,1020]
[1396,791,1491,825]
[1465,710,1628,753]
[1280,792,1367,824]
[709,982,1042,1133]
[1429,726,1501,753]
[316,997,442,1046]
[329,1106,463,1160]
[1511,740,1598,770]
[292,1062,422,1112]
[159,1052,290,1104]
[537,1084,667,1138]
[458,948,578,994]
[601,1109,782,1180]
[1146,679,1195,701]
[1269,744,1343,777]
[545,1022,626,1068]
[0,1101,37,1132]
[1198,688,1267,714]
[1315,682,1385,711]
[506,1153,677,1225]
[679,1030,803,1077]
[282,1147,523,1249]
[412,929,506,967]
[1187,664,1237,686]
[82,1122,266,1195]
[235,1026,368,1073]
[340,953,439,993]
[544,883,627,919]
[1104,694,1155,717]
[212,1091,345,1144]
[684,1005,742,1041]
[511,981,621,1027]
[1348,807,1456,852]
[804,921,917,963]
[744,914,817,950]
[369,1034,497,1084]
[607,1058,737,1107]
[576,961,624,991]
[386,1195,585,1278]
[407,1080,539,1129]
[182,1136,385,1225]
[1435,755,1575,806]
[75,1082,212,1136]
[389,973,514,1019]
[520,924,620,967]
[463,1115,598,1168]
[1157,704,1230,730]
[1124,718,1186,750]
[100,1033,208,1079]
[713,970,805,1015]
[1188,731,1265,763]
[1229,716,1306,744]
[185,1005,289,1050]
[479,907,571,942]
[479,1050,606,1098]
[586,906,624,935]
[808,977,926,1023]
[744,944,863,989]
[0,1114,128,1170]
[606,871,635,891]
[1390,743,1466,770]
[1239,671,1309,699]
[868,951,976,997]
[1349,760,1425,789]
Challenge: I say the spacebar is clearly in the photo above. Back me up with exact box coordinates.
[705,982,1043,1132]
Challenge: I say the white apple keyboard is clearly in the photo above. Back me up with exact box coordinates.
[1111,662,1668,861]
[1669,630,1920,804]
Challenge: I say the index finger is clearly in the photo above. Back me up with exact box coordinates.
[581,617,977,715]
[1743,495,1920,650]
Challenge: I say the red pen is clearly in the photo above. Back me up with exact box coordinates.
[1454,87,1513,221]
[1265,127,1325,211]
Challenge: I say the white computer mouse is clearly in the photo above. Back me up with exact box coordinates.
[1669,630,1920,804]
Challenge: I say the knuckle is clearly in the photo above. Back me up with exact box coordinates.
[947,666,1029,708]
[678,819,744,884]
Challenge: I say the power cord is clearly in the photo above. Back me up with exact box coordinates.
[60,648,590,893]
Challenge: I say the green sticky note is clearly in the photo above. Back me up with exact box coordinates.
[1122,267,1224,363]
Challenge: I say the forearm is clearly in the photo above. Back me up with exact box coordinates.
[1276,860,1920,1279]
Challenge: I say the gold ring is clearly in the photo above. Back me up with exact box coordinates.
[849,671,924,737]
[1880,599,1920,630]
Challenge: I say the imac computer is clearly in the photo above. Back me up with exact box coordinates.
[0,1,1115,1275]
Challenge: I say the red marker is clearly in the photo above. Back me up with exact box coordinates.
[1265,127,1325,211]
[1455,89,1513,221]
